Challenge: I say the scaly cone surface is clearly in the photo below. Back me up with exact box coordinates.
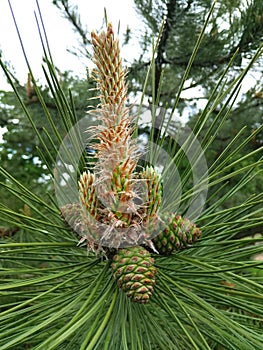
[111,246,157,304]
[153,214,202,255]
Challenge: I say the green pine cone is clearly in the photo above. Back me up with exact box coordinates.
[153,214,202,255]
[111,246,157,304]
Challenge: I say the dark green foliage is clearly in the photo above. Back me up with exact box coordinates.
[125,0,263,217]
[131,0,263,104]
[0,71,96,219]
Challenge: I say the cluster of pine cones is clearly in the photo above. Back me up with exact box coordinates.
[111,214,201,303]
[61,202,201,304]
[60,23,202,304]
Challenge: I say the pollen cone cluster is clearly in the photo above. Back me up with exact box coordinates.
[72,22,164,249]
[60,23,201,303]
[90,23,138,222]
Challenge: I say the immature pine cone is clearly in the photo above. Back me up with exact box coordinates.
[153,214,202,255]
[111,246,157,303]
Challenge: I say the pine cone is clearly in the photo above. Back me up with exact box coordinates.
[153,214,202,255]
[111,246,157,303]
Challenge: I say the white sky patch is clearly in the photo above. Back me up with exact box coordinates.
[0,126,7,140]
[0,0,142,90]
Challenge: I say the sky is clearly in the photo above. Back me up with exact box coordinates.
[0,0,143,140]
[0,0,261,141]
[0,0,142,88]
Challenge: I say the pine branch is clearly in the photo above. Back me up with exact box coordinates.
[52,0,92,59]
